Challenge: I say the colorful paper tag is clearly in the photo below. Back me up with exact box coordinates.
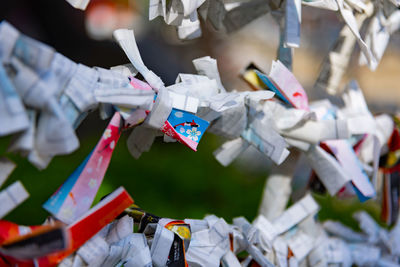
[115,76,153,128]
[240,63,266,91]
[161,109,209,151]
[164,220,190,267]
[255,60,308,110]
[43,112,123,224]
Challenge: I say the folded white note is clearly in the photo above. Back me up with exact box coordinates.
[0,181,29,218]
[0,157,16,187]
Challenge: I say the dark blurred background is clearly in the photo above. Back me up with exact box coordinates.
[1,0,396,228]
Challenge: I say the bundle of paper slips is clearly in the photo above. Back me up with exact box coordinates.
[1,0,400,263]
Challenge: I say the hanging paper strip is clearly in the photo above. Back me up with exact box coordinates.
[43,112,123,224]
[161,109,209,151]
[381,171,400,225]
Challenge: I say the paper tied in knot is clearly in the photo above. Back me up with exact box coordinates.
[113,28,165,92]
[113,28,180,133]
[94,67,156,128]
[7,56,79,159]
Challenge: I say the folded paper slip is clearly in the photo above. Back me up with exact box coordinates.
[0,158,16,187]
[255,61,308,110]
[35,187,134,266]
[0,181,29,219]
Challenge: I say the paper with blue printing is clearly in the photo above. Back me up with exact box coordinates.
[161,108,209,151]
[255,61,309,110]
